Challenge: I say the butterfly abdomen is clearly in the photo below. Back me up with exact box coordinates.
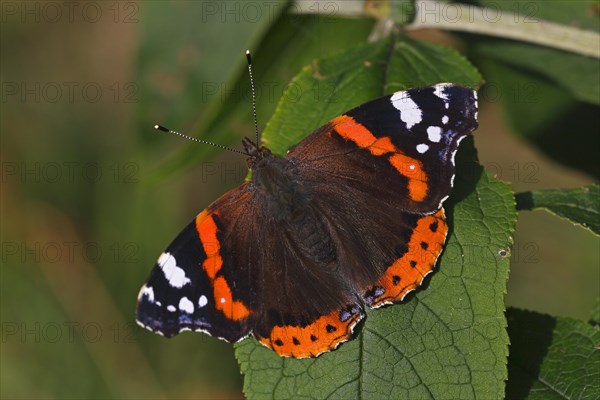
[288,207,337,266]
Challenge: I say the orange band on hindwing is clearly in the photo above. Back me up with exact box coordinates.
[258,307,363,358]
[367,209,448,307]
[332,115,428,202]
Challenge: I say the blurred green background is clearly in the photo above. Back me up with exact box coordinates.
[1,1,598,399]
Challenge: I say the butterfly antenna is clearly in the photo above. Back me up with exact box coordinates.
[154,124,248,155]
[246,50,260,146]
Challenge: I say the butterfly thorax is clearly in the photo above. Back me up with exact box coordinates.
[244,138,306,219]
[243,137,336,265]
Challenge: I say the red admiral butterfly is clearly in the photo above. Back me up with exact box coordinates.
[136,54,478,358]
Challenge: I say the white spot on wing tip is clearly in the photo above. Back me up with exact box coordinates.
[416,143,429,153]
[390,91,422,128]
[427,126,442,142]
[138,285,154,302]
[198,295,208,308]
[158,252,191,288]
[179,297,194,314]
[433,84,450,101]
[167,305,176,312]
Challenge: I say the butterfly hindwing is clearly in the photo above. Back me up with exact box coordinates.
[284,83,476,306]
[246,197,367,357]
[137,180,366,357]
[290,159,449,307]
[362,209,449,308]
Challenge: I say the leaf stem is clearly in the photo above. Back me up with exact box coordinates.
[405,0,600,58]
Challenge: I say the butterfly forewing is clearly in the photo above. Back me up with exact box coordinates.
[289,83,478,213]
[136,185,256,342]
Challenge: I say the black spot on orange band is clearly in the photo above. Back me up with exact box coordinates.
[366,209,448,307]
[258,306,363,358]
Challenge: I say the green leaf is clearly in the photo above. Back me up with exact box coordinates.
[465,2,600,177]
[471,1,600,105]
[262,36,482,155]
[591,298,600,326]
[142,9,376,181]
[506,308,600,399]
[516,184,600,236]
[473,39,600,105]
[234,36,517,399]
[474,57,599,179]
[135,1,281,138]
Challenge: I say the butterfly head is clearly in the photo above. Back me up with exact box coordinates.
[242,137,273,169]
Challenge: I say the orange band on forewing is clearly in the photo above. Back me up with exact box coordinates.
[388,154,428,202]
[196,210,223,279]
[332,115,379,149]
[213,276,251,320]
[195,210,251,320]
[370,136,396,155]
[332,115,428,202]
